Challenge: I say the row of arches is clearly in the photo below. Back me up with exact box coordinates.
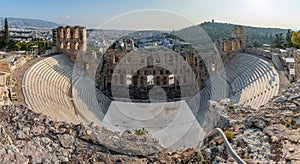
[59,41,80,50]
[96,34,209,101]
[113,74,178,86]
[58,26,81,39]
[215,38,243,53]
[115,54,189,66]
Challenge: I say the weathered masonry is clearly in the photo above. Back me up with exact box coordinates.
[52,26,87,61]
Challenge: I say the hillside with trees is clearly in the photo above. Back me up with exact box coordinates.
[0,17,61,29]
[199,21,288,47]
[0,18,51,52]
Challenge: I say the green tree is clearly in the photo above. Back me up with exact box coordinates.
[4,18,10,46]
[292,31,300,48]
[253,40,260,47]
[274,33,284,48]
[286,29,292,48]
[15,41,22,50]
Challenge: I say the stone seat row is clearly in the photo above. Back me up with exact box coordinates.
[23,55,83,123]
[225,53,279,109]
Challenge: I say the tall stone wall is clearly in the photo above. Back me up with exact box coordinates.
[52,26,87,62]
[95,39,210,102]
[214,26,247,63]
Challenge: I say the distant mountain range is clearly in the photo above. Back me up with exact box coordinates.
[0,17,61,29]
[0,17,292,46]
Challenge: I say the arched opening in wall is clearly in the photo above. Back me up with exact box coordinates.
[109,69,113,75]
[74,42,79,50]
[66,42,71,50]
[183,56,187,63]
[114,55,119,64]
[66,27,71,39]
[133,76,138,85]
[194,57,198,66]
[147,75,154,85]
[163,76,168,85]
[125,39,134,51]
[160,70,164,75]
[140,76,146,86]
[60,42,64,49]
[59,28,64,38]
[223,40,228,53]
[238,40,242,51]
[126,75,132,86]
[74,27,79,39]
[216,40,221,50]
[212,62,216,72]
[156,56,161,64]
[231,40,236,51]
[156,76,160,85]
[147,56,153,66]
[168,74,175,85]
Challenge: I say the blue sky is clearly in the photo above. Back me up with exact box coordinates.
[0,0,299,29]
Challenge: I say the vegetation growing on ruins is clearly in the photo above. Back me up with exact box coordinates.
[224,130,234,143]
[134,128,149,136]
[228,104,235,109]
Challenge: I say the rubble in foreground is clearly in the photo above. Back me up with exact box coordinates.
[203,81,300,163]
[0,81,300,163]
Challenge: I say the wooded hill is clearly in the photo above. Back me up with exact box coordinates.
[199,21,288,47]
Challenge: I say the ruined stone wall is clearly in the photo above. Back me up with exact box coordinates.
[214,26,246,63]
[95,41,209,102]
[245,47,273,59]
[52,26,87,62]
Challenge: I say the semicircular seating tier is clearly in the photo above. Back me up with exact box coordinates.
[23,55,93,124]
[187,53,279,125]
[225,53,279,108]
[23,53,279,126]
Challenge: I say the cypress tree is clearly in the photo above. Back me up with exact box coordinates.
[4,18,9,46]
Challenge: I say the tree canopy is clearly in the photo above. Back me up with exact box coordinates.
[199,22,286,47]
[286,29,293,48]
[291,31,300,48]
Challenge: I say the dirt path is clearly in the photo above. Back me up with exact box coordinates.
[11,56,46,105]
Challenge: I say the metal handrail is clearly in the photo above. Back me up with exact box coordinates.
[204,128,246,164]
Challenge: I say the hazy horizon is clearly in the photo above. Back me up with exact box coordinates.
[0,0,299,30]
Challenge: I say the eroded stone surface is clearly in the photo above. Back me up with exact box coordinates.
[0,81,300,163]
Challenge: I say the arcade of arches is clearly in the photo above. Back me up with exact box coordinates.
[95,38,210,102]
